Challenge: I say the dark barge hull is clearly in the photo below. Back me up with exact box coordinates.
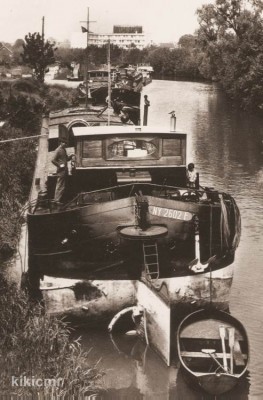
[28,190,238,280]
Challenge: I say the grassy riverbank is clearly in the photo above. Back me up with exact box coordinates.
[0,79,103,396]
[0,78,78,258]
[0,275,102,396]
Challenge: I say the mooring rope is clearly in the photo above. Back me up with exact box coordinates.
[143,308,149,345]
[0,133,47,144]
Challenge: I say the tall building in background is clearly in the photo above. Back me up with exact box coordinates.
[71,25,146,49]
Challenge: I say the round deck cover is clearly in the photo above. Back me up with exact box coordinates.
[119,225,168,239]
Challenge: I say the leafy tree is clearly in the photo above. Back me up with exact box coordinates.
[123,47,145,65]
[147,47,171,75]
[12,38,25,64]
[22,32,56,82]
[0,78,43,132]
[55,47,85,73]
[196,0,263,109]
[178,34,197,49]
[147,45,201,79]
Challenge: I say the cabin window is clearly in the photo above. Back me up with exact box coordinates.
[162,138,182,156]
[106,138,159,159]
[82,140,102,158]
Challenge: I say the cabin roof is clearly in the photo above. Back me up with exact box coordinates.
[50,107,103,118]
[72,125,187,138]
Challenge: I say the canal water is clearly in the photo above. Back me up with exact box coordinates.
[76,80,263,399]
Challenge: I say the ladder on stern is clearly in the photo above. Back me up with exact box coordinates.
[143,241,160,280]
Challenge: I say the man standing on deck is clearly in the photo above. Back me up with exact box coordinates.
[52,139,74,204]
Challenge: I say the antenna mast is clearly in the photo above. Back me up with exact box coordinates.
[80,8,96,108]
[107,40,111,126]
[42,16,45,40]
[85,8,89,108]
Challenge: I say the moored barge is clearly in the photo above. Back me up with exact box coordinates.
[26,110,241,318]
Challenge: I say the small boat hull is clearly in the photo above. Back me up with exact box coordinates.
[198,373,239,395]
[177,308,249,395]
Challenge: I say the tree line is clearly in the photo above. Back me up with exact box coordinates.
[1,0,262,111]
[196,0,263,110]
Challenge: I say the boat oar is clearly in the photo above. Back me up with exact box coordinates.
[219,325,228,372]
[201,349,226,372]
[228,327,235,374]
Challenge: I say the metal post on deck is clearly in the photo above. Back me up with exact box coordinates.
[143,95,150,126]
[169,110,176,131]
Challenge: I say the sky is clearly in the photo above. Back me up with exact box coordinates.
[0,0,213,45]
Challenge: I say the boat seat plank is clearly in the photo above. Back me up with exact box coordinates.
[181,351,247,360]
[233,340,246,366]
[181,351,230,359]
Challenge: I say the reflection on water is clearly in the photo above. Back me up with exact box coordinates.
[77,328,249,399]
[78,80,262,399]
[82,331,178,399]
[144,80,263,398]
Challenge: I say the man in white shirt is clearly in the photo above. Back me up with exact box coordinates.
[186,163,197,188]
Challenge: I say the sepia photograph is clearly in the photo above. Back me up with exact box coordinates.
[0,0,262,398]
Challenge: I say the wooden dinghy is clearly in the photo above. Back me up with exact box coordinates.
[177,308,249,395]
